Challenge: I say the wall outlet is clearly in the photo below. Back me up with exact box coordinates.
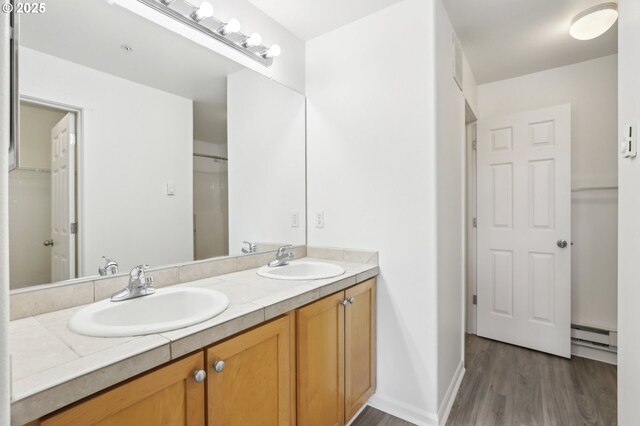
[315,211,324,228]
[622,122,637,158]
[291,211,299,228]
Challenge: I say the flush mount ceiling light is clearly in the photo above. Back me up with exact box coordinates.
[135,0,281,67]
[570,2,618,40]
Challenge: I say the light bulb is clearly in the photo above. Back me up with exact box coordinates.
[221,18,241,35]
[243,33,262,48]
[192,2,214,22]
[262,44,281,58]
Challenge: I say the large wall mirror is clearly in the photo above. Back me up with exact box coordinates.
[9,0,306,290]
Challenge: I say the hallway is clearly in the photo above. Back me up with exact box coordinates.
[446,334,617,425]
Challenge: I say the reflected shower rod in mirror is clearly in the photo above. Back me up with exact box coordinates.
[194,153,228,161]
[135,0,281,66]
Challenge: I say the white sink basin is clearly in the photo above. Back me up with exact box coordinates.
[257,261,346,280]
[69,287,230,337]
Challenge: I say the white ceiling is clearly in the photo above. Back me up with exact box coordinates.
[443,0,618,84]
[247,0,404,41]
[21,0,243,144]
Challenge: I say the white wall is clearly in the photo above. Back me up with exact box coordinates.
[617,0,640,423]
[461,52,478,116]
[227,69,306,254]
[114,0,305,93]
[307,0,441,422]
[20,47,194,277]
[477,55,618,332]
[435,0,467,415]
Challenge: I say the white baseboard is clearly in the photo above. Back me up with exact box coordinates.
[365,361,465,426]
[571,343,617,365]
[367,394,438,426]
[437,360,465,426]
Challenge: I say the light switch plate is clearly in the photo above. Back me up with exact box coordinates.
[166,182,176,196]
[315,211,324,228]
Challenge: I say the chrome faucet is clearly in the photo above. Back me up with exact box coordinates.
[111,264,155,302]
[242,241,257,254]
[98,256,119,276]
[268,245,294,267]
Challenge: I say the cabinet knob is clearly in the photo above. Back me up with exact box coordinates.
[340,299,349,307]
[193,370,207,383]
[348,297,355,304]
[213,360,225,373]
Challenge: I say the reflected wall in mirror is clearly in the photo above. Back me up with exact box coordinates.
[9,0,306,290]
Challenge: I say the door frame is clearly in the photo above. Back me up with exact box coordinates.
[19,95,84,278]
[466,122,478,335]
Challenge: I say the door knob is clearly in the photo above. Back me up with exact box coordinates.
[43,239,54,247]
[213,360,225,373]
[193,370,207,383]
[557,240,568,248]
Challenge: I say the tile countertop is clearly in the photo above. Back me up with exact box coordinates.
[10,257,379,425]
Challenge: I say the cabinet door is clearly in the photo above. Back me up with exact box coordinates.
[344,278,376,422]
[297,291,345,426]
[206,315,292,426]
[41,352,205,426]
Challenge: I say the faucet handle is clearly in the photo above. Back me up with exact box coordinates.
[242,241,257,254]
[98,256,118,276]
[130,264,149,280]
[277,244,293,255]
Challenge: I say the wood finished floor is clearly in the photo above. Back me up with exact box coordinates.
[447,334,617,426]
[352,334,617,426]
[351,406,415,426]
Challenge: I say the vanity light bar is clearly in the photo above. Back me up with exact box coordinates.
[137,0,280,67]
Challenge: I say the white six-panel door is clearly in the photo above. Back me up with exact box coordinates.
[50,113,76,282]
[477,104,571,358]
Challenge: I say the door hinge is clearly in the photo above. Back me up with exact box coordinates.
[472,218,477,228]
[472,140,477,150]
[70,222,78,234]
[473,295,477,305]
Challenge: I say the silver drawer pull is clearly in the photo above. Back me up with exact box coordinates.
[348,297,355,304]
[193,370,207,383]
[213,360,225,373]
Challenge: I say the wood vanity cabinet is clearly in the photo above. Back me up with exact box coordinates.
[40,352,206,426]
[33,279,376,426]
[296,278,376,426]
[205,314,295,426]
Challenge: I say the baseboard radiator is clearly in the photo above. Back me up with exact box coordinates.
[571,323,617,353]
